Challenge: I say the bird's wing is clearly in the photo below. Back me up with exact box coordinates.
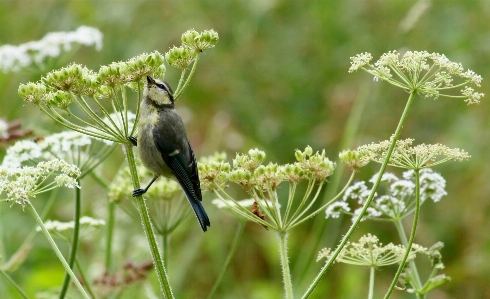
[153,131,210,231]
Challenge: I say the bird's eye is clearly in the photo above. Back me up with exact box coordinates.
[156,83,168,92]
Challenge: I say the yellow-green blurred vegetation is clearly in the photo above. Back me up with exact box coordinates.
[1,0,489,298]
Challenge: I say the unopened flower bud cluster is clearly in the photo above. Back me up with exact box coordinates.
[166,29,219,69]
[199,147,335,193]
[18,51,165,110]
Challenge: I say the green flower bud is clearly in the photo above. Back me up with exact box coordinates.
[196,29,219,51]
[295,150,304,162]
[18,82,47,105]
[165,46,196,69]
[181,29,200,47]
[339,150,370,169]
[304,145,313,157]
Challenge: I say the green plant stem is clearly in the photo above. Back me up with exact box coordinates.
[174,54,200,100]
[76,259,97,299]
[206,222,245,299]
[368,266,375,299]
[89,172,114,272]
[302,91,416,299]
[59,179,82,299]
[0,267,29,299]
[26,200,90,299]
[106,202,115,271]
[384,170,422,299]
[278,231,294,299]
[162,232,170,266]
[124,144,174,299]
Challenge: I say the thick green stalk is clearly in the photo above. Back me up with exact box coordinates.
[26,200,90,299]
[59,179,81,299]
[302,91,416,299]
[278,231,294,299]
[124,144,174,299]
[384,170,421,299]
[206,222,246,299]
[368,266,375,299]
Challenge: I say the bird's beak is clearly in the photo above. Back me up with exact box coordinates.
[146,75,155,85]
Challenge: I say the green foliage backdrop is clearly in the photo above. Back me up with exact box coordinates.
[1,0,489,298]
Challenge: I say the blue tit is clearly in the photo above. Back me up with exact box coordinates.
[129,75,210,232]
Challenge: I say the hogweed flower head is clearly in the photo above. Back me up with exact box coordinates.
[356,137,470,169]
[317,233,426,267]
[198,152,230,192]
[349,50,484,104]
[0,159,80,207]
[18,50,162,143]
[205,147,335,231]
[339,149,370,170]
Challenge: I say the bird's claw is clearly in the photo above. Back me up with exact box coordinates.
[132,188,146,197]
[128,136,138,147]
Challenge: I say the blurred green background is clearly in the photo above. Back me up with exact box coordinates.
[1,0,489,298]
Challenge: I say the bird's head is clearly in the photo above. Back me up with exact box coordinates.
[144,75,174,106]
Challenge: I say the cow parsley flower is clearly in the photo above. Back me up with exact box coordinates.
[0,26,103,73]
[327,169,446,222]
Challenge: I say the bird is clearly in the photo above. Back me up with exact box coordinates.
[129,75,210,232]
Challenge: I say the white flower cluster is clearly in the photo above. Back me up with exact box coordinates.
[38,216,105,241]
[0,159,80,206]
[2,131,92,168]
[325,169,446,221]
[0,26,103,73]
[317,233,427,267]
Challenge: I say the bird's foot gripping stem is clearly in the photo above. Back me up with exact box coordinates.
[132,177,158,197]
[132,188,147,197]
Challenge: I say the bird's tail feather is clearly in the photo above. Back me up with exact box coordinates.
[181,187,210,232]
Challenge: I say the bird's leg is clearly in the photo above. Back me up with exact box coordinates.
[127,136,138,147]
[132,176,158,197]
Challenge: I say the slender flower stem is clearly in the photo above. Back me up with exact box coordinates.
[302,91,416,299]
[368,266,375,299]
[0,267,29,299]
[384,170,422,299]
[206,222,246,299]
[26,200,90,299]
[174,54,200,100]
[75,259,97,299]
[124,144,174,299]
[59,179,82,299]
[278,231,294,299]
